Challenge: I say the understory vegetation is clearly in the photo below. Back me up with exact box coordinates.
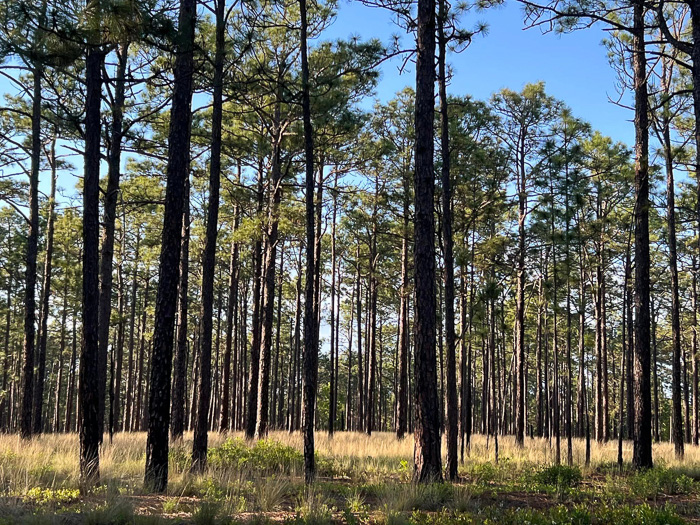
[0,433,697,524]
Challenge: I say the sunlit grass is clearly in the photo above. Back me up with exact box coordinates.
[0,431,698,522]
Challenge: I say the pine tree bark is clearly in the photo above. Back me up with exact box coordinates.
[144,0,196,493]
[660,94,684,457]
[632,0,653,470]
[80,43,104,487]
[255,101,284,439]
[221,215,240,431]
[396,170,409,439]
[413,0,442,481]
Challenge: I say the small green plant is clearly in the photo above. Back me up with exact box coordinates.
[193,501,222,525]
[24,487,80,507]
[162,497,180,514]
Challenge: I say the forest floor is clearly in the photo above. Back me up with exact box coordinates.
[0,431,698,524]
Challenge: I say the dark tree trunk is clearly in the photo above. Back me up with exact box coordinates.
[53,277,68,432]
[65,313,77,433]
[255,101,284,439]
[124,230,140,431]
[80,44,104,487]
[328,175,338,436]
[109,227,126,438]
[33,134,57,435]
[192,0,224,471]
[658,82,684,456]
[144,0,196,493]
[97,43,129,440]
[171,179,190,441]
[300,0,318,484]
[632,0,653,470]
[20,62,42,440]
[221,209,240,431]
[413,0,442,482]
[245,171,265,439]
[437,0,457,480]
[514,141,527,448]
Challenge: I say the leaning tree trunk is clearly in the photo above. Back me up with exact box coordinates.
[144,0,196,493]
[413,0,442,482]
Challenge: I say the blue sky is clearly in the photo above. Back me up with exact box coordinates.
[325,0,635,145]
[0,0,635,201]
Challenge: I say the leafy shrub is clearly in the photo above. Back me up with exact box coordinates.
[533,464,582,490]
[209,439,303,475]
[629,468,695,499]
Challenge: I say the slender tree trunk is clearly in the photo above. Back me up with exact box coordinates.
[53,277,69,432]
[97,42,129,440]
[33,133,57,434]
[245,169,264,439]
[437,0,457,480]
[255,101,284,439]
[396,172,409,439]
[124,230,140,431]
[20,61,42,440]
[192,0,224,471]
[300,0,318,483]
[65,313,77,433]
[221,201,240,431]
[328,175,338,436]
[171,179,190,441]
[514,136,527,448]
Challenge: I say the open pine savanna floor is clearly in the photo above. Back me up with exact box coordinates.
[0,432,698,523]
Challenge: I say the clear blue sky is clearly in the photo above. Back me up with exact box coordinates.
[325,0,634,145]
[0,0,635,200]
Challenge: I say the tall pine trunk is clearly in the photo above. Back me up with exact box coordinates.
[192,0,224,471]
[632,0,653,470]
[79,40,104,487]
[144,0,196,492]
[413,0,442,482]
[97,42,129,440]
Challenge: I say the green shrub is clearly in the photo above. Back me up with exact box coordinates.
[533,464,582,489]
[209,439,303,475]
[629,468,695,499]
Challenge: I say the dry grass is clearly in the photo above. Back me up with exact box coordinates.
[0,430,699,493]
[0,432,696,523]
